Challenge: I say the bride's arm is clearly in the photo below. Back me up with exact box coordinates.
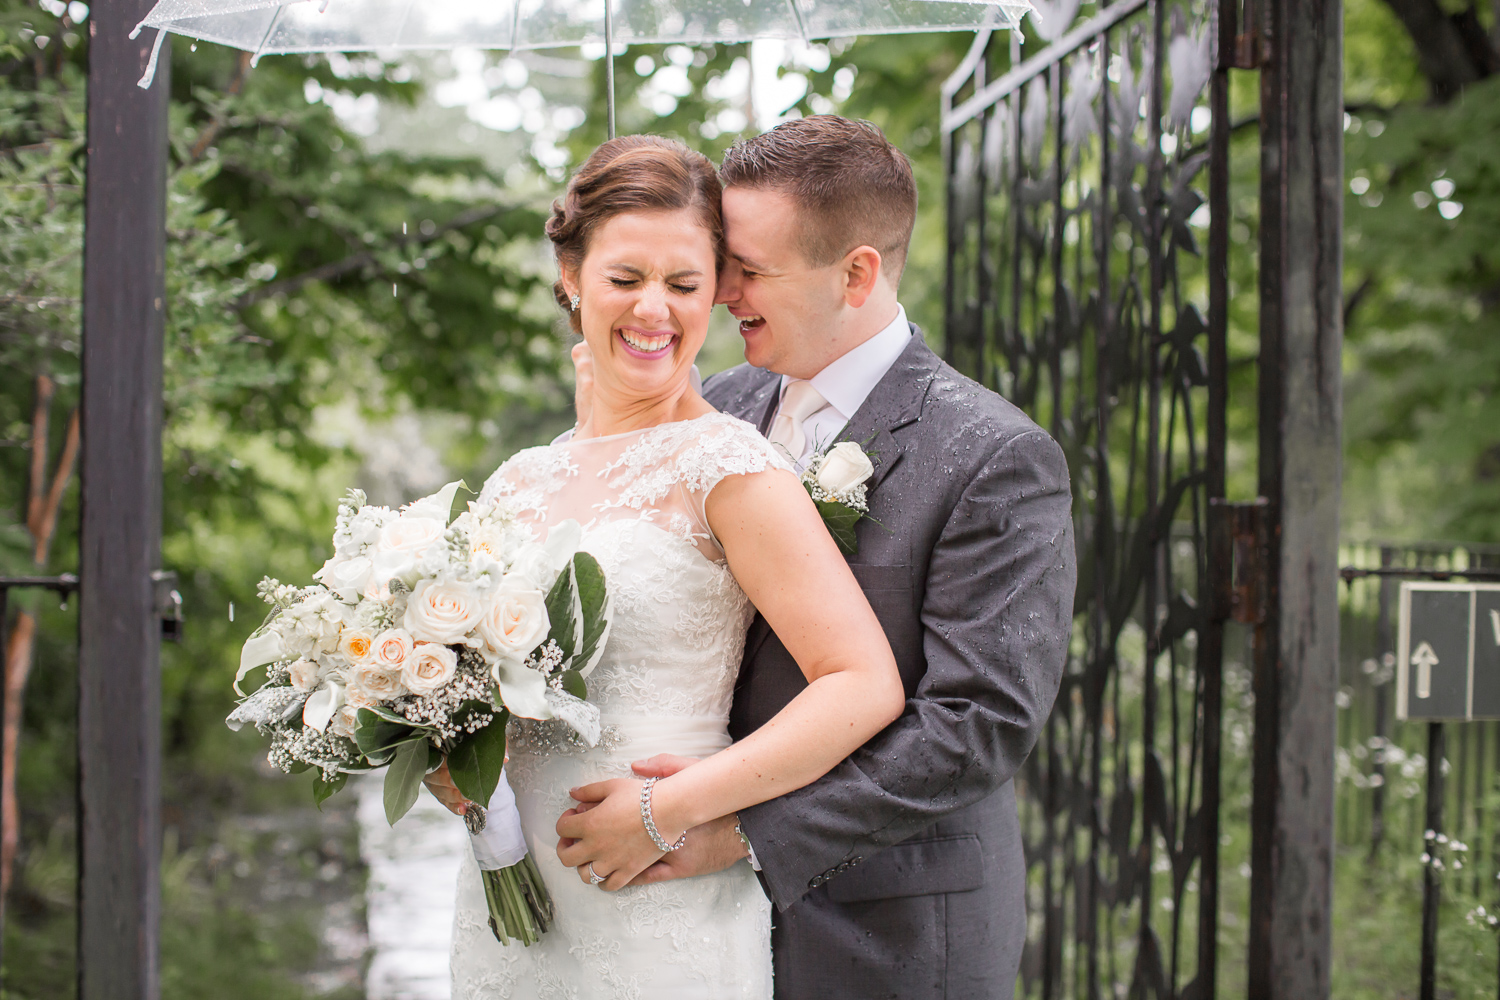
[556,468,905,887]
[664,468,905,821]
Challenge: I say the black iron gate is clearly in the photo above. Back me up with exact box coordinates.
[941,4,1227,994]
[942,0,1345,993]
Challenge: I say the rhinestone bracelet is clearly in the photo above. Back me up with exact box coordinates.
[639,777,687,853]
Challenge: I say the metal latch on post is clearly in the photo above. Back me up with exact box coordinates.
[1209,498,1270,624]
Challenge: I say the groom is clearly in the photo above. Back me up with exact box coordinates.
[572,116,1075,999]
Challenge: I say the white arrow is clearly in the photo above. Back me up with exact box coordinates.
[1490,609,1500,647]
[1412,641,1439,700]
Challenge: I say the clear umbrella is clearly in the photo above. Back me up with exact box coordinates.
[132,0,1030,135]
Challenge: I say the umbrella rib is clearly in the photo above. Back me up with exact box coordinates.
[391,0,416,48]
[784,0,809,42]
[604,0,616,138]
[250,5,285,66]
[507,0,522,52]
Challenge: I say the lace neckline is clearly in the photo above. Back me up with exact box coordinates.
[565,411,728,447]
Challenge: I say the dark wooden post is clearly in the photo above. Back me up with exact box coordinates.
[79,3,169,997]
[1247,0,1344,992]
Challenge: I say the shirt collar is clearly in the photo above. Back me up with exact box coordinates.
[780,305,911,420]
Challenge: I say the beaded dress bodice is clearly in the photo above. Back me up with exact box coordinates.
[449,412,787,1000]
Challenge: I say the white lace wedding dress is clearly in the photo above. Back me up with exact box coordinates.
[450,412,788,1000]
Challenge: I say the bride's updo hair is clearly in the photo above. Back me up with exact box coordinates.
[546,135,724,332]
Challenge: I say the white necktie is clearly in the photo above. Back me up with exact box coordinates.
[767,379,828,465]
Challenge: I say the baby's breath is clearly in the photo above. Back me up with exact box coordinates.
[267,723,361,780]
[391,648,496,742]
[525,640,567,690]
[802,478,870,512]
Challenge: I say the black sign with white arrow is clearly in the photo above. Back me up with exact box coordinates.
[1398,582,1500,720]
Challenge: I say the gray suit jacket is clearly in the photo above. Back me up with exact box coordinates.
[704,330,1075,1000]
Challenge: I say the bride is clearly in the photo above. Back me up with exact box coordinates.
[425,135,904,999]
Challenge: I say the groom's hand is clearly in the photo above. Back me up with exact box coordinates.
[630,753,698,779]
[628,813,747,886]
[571,341,594,428]
[624,755,748,886]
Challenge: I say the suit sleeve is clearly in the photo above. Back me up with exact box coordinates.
[737,427,1076,909]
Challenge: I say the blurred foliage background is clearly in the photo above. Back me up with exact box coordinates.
[0,0,1496,993]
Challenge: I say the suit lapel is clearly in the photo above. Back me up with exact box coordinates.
[754,380,779,436]
[835,328,941,493]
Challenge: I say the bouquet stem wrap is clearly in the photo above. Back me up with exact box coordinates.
[468,766,554,945]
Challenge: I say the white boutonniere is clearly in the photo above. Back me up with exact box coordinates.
[801,441,875,555]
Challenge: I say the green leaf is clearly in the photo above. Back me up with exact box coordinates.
[572,551,609,672]
[815,500,864,556]
[313,770,348,809]
[544,559,578,661]
[354,707,420,758]
[561,670,587,700]
[287,758,313,774]
[446,711,509,806]
[383,738,429,826]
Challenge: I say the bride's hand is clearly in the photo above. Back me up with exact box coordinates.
[422,761,469,817]
[555,778,670,891]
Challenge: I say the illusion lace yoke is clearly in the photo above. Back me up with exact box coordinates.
[450,412,791,1000]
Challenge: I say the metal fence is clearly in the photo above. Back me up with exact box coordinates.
[941,0,1228,994]
[1336,541,1500,997]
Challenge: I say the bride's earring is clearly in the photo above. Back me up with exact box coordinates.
[569,293,581,312]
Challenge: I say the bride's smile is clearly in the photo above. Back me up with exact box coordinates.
[560,207,717,434]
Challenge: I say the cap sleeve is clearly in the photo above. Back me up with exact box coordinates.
[677,415,795,553]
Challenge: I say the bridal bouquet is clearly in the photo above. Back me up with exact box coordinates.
[226,481,611,946]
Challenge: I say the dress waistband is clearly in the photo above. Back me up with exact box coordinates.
[510,713,732,761]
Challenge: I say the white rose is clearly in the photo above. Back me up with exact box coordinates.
[288,657,321,693]
[403,642,459,695]
[314,555,374,603]
[403,579,484,644]
[329,703,360,739]
[339,627,376,664]
[477,585,550,660]
[370,628,414,671]
[343,683,377,710]
[505,548,556,591]
[815,442,875,496]
[368,516,445,590]
[377,513,446,558]
[351,661,406,701]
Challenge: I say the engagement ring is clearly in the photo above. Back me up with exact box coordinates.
[587,863,606,886]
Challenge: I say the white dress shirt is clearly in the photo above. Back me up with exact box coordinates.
[774,305,912,470]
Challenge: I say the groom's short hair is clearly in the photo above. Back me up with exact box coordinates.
[720,116,917,282]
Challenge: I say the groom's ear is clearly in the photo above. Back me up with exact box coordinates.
[840,245,884,309]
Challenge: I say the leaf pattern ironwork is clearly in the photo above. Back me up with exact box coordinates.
[943,3,1223,997]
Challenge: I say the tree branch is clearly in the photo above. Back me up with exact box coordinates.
[1344,274,1377,330]
[33,408,79,564]
[189,51,254,164]
[233,204,504,309]
[25,375,53,538]
[1376,0,1496,100]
